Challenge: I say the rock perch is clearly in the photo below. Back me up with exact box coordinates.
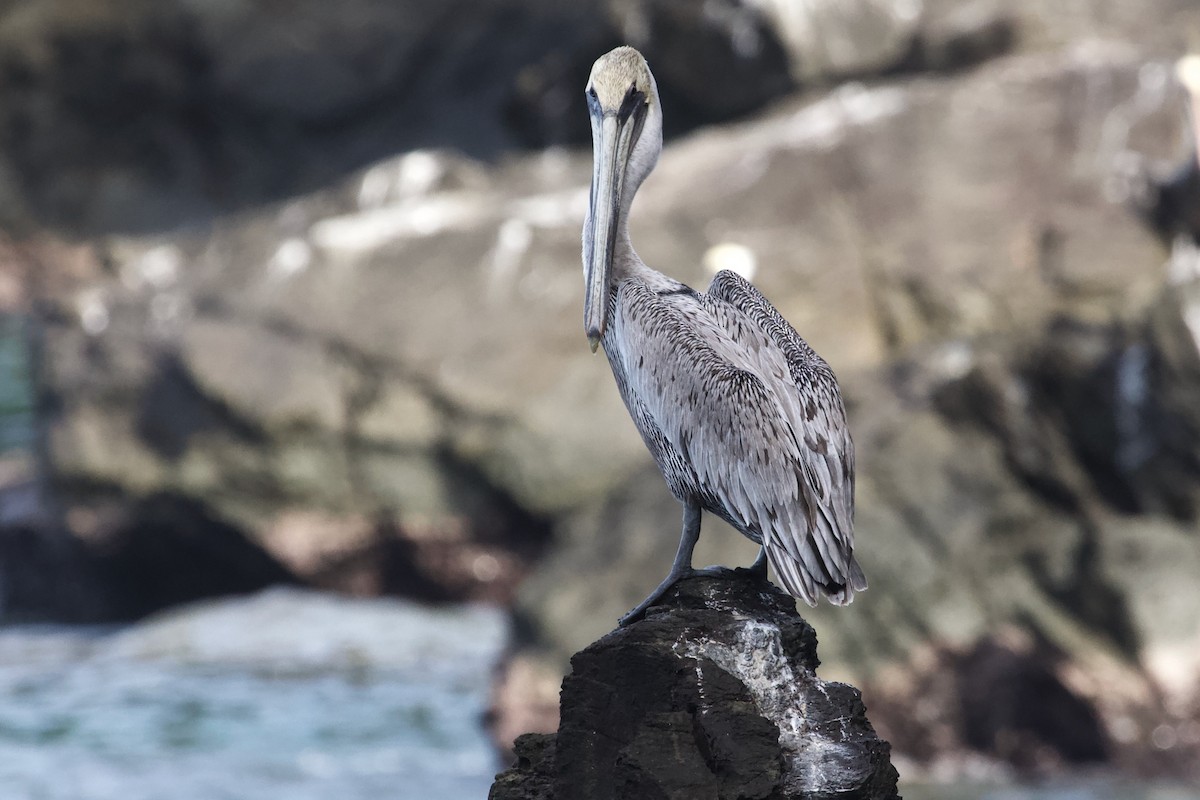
[490,571,899,799]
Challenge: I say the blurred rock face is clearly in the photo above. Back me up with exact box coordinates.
[0,0,1023,234]
[3,0,1200,781]
[0,0,606,234]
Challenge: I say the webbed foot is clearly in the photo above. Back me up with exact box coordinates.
[617,565,734,626]
[618,566,698,626]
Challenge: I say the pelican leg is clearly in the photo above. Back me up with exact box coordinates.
[748,546,768,580]
[618,498,703,626]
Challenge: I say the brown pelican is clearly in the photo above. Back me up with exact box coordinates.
[582,46,866,625]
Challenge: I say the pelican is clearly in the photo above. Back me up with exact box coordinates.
[582,46,866,625]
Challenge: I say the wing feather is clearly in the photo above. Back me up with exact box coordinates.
[706,269,865,604]
[613,272,865,606]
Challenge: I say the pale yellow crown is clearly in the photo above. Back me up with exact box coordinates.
[587,46,654,111]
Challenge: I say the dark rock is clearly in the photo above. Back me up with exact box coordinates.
[864,630,1113,773]
[73,492,298,620]
[607,0,795,131]
[1128,157,1200,247]
[0,0,610,234]
[0,522,111,621]
[956,637,1108,767]
[905,3,1017,74]
[0,490,298,622]
[490,733,557,800]
[491,572,899,800]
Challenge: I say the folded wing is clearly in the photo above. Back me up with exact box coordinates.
[613,272,865,606]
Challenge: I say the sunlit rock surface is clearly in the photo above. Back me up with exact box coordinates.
[490,573,899,800]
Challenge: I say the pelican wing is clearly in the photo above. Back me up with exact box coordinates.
[704,269,865,604]
[613,275,864,606]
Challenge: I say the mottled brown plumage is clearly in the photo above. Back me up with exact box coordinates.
[582,46,865,625]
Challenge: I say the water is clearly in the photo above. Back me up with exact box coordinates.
[0,589,507,800]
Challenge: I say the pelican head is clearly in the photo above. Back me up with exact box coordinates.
[582,46,664,352]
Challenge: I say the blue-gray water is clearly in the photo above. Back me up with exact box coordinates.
[0,589,507,800]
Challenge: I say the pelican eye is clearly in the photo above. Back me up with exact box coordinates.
[585,85,601,114]
[617,86,647,123]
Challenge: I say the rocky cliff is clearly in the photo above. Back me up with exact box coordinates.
[0,0,1198,780]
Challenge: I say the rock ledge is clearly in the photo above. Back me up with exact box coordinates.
[491,572,899,799]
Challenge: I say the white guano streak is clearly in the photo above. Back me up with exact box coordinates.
[673,620,844,793]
